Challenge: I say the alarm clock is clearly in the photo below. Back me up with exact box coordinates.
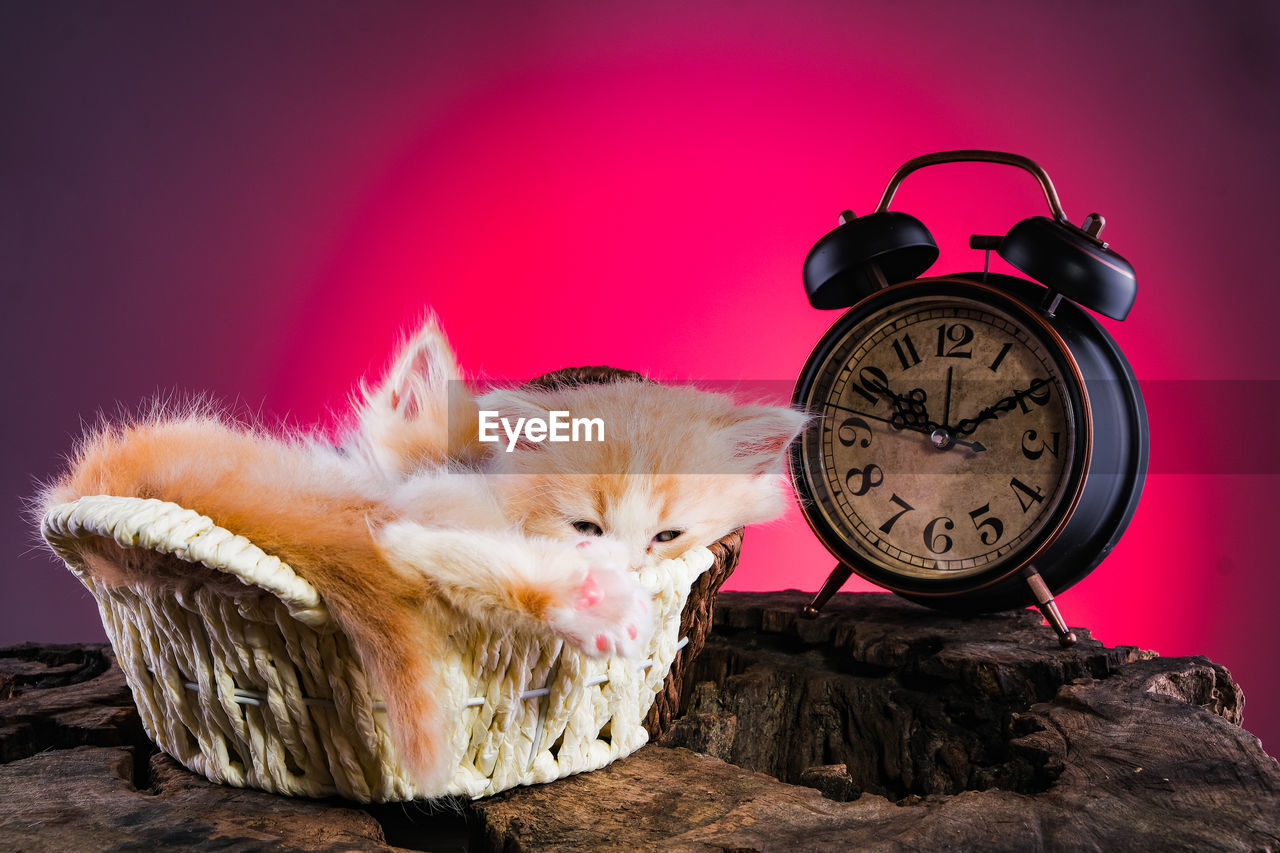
[791,150,1148,645]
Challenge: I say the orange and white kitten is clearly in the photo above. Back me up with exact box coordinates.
[41,316,806,793]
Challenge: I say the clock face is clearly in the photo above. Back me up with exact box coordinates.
[793,279,1090,592]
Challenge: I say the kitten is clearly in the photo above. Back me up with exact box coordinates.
[40,316,806,792]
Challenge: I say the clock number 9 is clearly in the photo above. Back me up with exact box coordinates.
[837,416,873,448]
[845,463,884,496]
[924,516,955,554]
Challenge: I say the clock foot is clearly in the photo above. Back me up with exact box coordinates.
[801,562,855,618]
[1022,566,1079,647]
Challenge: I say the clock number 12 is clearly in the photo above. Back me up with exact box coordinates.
[936,323,974,358]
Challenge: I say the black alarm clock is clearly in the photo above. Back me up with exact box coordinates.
[791,150,1148,645]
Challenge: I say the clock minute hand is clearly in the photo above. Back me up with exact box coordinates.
[954,377,1051,437]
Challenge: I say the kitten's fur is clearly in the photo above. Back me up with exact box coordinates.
[40,317,806,792]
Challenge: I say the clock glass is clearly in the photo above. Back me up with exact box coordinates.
[794,278,1090,592]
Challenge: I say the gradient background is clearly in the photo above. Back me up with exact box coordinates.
[5,2,1279,753]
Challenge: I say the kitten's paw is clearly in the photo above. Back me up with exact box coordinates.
[548,540,653,659]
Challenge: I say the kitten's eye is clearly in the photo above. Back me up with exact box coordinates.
[571,520,604,537]
[653,529,684,543]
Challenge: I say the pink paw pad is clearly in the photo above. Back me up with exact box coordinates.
[627,624,638,640]
[574,574,603,610]
[595,634,609,652]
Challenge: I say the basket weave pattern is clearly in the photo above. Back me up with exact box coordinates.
[42,494,732,801]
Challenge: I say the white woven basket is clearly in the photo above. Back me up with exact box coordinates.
[41,494,714,802]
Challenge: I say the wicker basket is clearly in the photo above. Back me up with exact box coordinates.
[39,368,742,802]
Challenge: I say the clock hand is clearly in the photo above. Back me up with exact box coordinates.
[854,371,928,428]
[944,435,988,453]
[825,402,933,439]
[823,402,905,429]
[954,378,1051,436]
[941,366,954,429]
[826,401,988,453]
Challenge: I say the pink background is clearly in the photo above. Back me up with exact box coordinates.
[5,3,1279,752]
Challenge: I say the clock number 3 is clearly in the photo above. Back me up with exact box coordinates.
[1021,429,1060,461]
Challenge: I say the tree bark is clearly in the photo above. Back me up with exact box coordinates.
[3,592,1278,852]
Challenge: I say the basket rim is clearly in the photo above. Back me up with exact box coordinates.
[41,493,741,633]
[42,494,332,628]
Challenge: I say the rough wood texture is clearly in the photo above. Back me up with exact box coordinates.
[480,592,1280,851]
[4,592,1279,852]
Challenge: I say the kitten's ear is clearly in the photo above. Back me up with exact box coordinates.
[346,314,483,473]
[720,405,809,476]
[365,314,463,421]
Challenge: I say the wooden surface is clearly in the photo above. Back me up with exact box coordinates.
[3,592,1278,852]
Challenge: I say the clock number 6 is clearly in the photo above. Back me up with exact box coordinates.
[968,503,1004,546]
[845,463,884,496]
[924,516,955,554]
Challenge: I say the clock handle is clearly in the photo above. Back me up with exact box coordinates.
[801,562,855,618]
[874,149,1070,223]
[1022,566,1079,647]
